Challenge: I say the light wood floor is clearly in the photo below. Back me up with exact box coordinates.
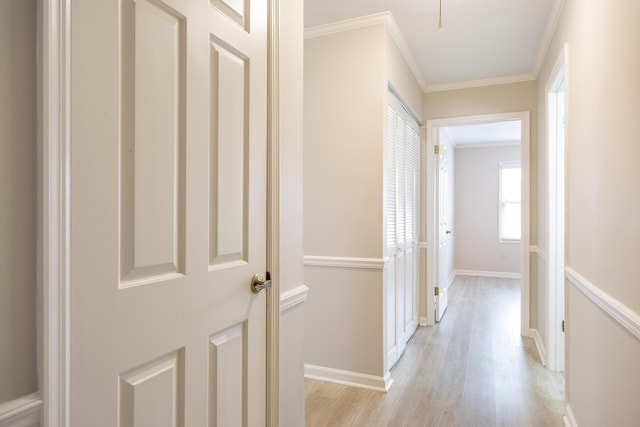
[305,276,565,427]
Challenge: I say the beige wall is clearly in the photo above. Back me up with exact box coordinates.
[537,0,640,424]
[304,25,385,258]
[0,0,38,404]
[304,22,424,382]
[304,24,386,378]
[454,145,521,274]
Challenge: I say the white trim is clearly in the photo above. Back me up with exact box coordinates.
[304,12,388,39]
[563,403,578,427]
[447,271,455,289]
[304,12,425,90]
[533,0,567,78]
[304,364,393,392]
[566,267,640,341]
[544,43,569,373]
[419,317,428,327]
[303,255,387,270]
[454,141,521,150]
[0,394,43,427]
[266,0,281,423]
[280,285,309,313]
[417,241,428,249]
[41,0,71,425]
[454,270,521,279]
[531,329,548,367]
[424,73,535,94]
[530,245,547,261]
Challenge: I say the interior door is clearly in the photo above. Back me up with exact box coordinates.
[435,140,450,322]
[70,0,268,425]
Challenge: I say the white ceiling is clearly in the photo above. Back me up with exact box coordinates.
[443,120,521,146]
[304,0,562,90]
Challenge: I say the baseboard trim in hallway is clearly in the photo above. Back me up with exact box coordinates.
[531,328,548,366]
[304,364,392,392]
[564,403,578,426]
[454,269,521,279]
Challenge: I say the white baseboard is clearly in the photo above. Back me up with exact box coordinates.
[530,328,547,367]
[304,364,392,392]
[447,271,455,288]
[419,317,428,326]
[280,285,309,313]
[0,393,42,427]
[454,269,521,279]
[563,403,578,427]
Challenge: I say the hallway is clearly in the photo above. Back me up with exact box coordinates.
[305,276,565,426]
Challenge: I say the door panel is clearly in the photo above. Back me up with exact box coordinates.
[120,0,186,287]
[70,0,268,425]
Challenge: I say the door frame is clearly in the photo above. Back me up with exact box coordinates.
[39,0,282,425]
[545,43,569,373]
[423,112,531,336]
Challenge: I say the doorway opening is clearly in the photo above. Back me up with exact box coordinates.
[424,112,531,337]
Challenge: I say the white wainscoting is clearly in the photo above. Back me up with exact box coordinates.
[566,267,640,341]
[0,394,42,427]
[280,285,309,313]
[530,328,547,367]
[454,269,521,279]
[303,256,388,270]
[304,364,393,392]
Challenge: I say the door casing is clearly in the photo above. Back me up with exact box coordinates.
[424,112,531,336]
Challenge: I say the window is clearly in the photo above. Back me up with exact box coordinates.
[499,161,521,242]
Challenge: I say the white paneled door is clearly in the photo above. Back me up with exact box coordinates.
[70,0,268,425]
[435,141,450,322]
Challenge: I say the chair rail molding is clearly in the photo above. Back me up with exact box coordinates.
[566,267,640,341]
[280,285,309,313]
[303,255,388,270]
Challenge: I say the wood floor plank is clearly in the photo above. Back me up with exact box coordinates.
[305,276,566,427]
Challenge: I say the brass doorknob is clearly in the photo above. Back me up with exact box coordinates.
[251,273,272,294]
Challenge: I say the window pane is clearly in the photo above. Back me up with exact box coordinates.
[501,167,521,203]
[499,163,521,241]
[501,202,521,240]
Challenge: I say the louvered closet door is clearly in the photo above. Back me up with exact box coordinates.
[384,99,420,370]
[69,0,269,425]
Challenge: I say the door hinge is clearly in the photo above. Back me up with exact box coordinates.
[562,320,565,333]
[435,286,439,296]
[434,145,440,155]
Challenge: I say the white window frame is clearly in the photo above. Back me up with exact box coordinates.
[498,161,522,243]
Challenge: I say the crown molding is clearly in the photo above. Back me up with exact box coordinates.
[304,11,390,39]
[533,0,567,78]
